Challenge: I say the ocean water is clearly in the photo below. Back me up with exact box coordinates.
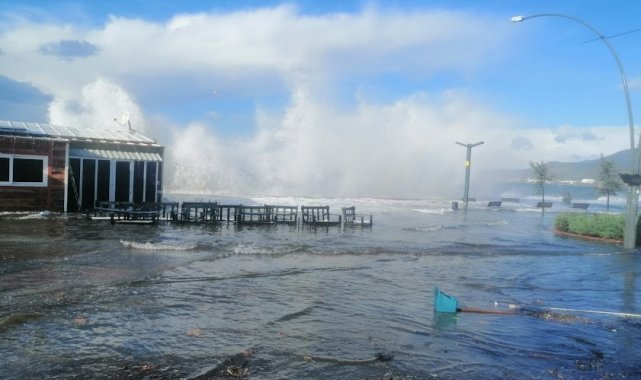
[1,190,640,379]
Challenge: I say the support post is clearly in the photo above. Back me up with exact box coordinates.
[456,141,484,211]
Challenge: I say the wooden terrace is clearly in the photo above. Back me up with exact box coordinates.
[90,201,371,228]
[91,201,179,225]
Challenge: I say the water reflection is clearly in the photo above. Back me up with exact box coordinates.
[433,311,458,329]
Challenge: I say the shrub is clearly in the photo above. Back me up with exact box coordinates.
[567,213,596,237]
[555,214,570,232]
[592,214,624,239]
[555,213,625,240]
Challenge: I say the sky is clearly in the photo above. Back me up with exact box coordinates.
[1,0,641,198]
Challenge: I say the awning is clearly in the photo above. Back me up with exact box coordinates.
[69,148,163,162]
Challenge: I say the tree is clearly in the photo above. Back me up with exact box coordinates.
[597,154,623,212]
[530,161,553,206]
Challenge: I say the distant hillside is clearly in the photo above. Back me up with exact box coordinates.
[505,149,637,181]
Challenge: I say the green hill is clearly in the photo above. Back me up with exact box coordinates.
[505,149,637,181]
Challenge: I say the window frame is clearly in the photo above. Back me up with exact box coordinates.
[0,154,49,187]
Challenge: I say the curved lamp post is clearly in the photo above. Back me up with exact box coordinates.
[512,14,639,249]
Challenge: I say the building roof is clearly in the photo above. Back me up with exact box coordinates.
[69,147,163,162]
[0,120,158,145]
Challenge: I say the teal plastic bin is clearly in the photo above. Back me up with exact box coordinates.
[434,287,458,313]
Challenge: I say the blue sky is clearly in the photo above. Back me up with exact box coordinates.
[1,1,641,196]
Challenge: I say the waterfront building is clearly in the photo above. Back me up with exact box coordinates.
[0,120,163,212]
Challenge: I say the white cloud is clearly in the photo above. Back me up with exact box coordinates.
[0,5,512,106]
[0,5,633,197]
[509,135,533,151]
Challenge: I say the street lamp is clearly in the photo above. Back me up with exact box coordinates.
[512,13,639,249]
[456,141,484,211]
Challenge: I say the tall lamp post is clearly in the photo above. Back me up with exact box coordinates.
[456,141,484,211]
[512,14,639,249]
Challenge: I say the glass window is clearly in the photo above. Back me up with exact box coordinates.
[0,155,48,186]
[13,158,44,182]
[0,157,9,181]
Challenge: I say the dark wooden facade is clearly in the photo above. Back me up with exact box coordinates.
[0,121,164,213]
[0,135,67,212]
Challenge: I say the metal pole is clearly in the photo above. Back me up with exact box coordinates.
[456,141,484,211]
[512,14,638,249]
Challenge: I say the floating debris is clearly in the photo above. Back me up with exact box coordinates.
[73,316,88,327]
[300,351,394,365]
[187,327,203,337]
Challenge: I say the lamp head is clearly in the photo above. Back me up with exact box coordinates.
[511,15,525,22]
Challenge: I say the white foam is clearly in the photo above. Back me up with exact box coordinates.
[231,243,274,256]
[120,240,197,251]
[412,208,450,215]
[404,225,443,232]
[484,219,508,226]
[18,212,52,220]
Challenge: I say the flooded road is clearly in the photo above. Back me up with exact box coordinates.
[1,196,640,379]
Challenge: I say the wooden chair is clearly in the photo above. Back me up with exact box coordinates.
[342,206,372,227]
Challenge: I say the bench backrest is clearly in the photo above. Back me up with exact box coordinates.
[268,205,298,222]
[342,206,356,223]
[180,202,218,221]
[301,206,330,222]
